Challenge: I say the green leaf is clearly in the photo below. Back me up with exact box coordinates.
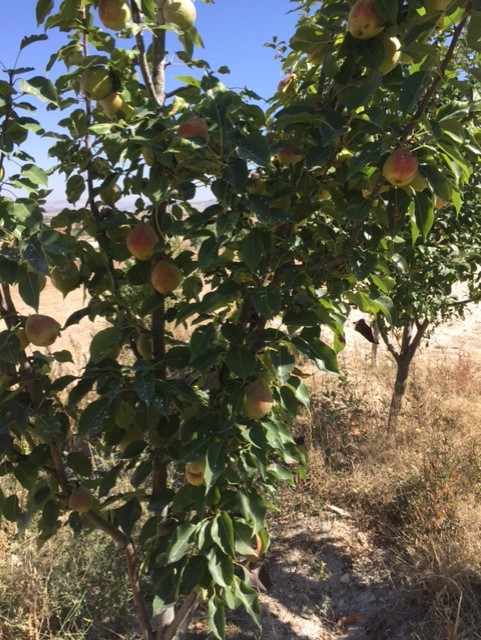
[237,133,271,168]
[66,175,85,204]
[0,331,21,364]
[207,596,226,640]
[20,34,49,50]
[240,228,268,273]
[399,71,431,115]
[211,512,235,556]
[467,14,481,50]
[18,269,45,311]
[373,0,399,23]
[207,549,234,588]
[237,490,266,533]
[115,498,142,537]
[233,577,261,627]
[36,0,54,24]
[166,523,196,563]
[19,77,57,104]
[414,191,435,240]
[21,164,48,186]
[251,285,282,319]
[66,451,92,477]
[78,397,111,436]
[318,109,346,146]
[225,347,257,380]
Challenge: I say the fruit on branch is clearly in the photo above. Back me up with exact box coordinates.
[163,0,197,31]
[0,166,4,181]
[378,35,401,75]
[100,182,122,205]
[277,74,296,93]
[99,92,133,120]
[98,0,131,30]
[118,426,143,454]
[151,260,183,295]
[16,327,30,350]
[243,379,273,420]
[177,116,209,141]
[382,149,419,187]
[136,332,153,359]
[50,264,81,297]
[347,0,384,40]
[69,486,95,513]
[80,66,115,100]
[25,314,61,347]
[307,44,327,65]
[126,222,158,260]
[141,146,156,166]
[408,172,429,192]
[275,145,304,167]
[185,459,206,486]
[106,224,130,242]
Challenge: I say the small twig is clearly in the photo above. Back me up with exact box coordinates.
[131,0,161,104]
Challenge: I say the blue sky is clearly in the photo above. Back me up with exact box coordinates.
[0,1,299,207]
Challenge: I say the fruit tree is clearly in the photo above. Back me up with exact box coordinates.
[1,1,481,638]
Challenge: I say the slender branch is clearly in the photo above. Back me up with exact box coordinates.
[152,1,167,105]
[131,0,161,104]
[163,592,199,640]
[378,325,400,362]
[403,7,470,143]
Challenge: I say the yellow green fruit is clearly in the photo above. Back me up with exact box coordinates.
[185,459,206,486]
[69,486,95,513]
[163,0,196,31]
[243,379,273,420]
[378,35,401,76]
[98,0,131,30]
[25,314,61,347]
[100,182,122,205]
[80,66,114,100]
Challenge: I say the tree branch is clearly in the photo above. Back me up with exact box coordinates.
[131,0,162,104]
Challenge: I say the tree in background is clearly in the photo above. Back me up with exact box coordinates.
[0,0,481,638]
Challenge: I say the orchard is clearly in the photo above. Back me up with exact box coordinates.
[1,0,481,638]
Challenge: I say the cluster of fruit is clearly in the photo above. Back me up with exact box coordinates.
[80,0,197,120]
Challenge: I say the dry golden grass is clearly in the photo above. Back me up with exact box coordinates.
[294,340,481,639]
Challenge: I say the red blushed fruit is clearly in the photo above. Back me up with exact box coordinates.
[277,74,296,93]
[177,117,209,140]
[347,0,384,40]
[151,260,183,295]
[25,314,61,347]
[382,149,419,187]
[126,222,158,260]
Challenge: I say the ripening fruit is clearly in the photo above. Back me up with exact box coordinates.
[382,149,419,187]
[177,116,209,141]
[50,264,81,297]
[378,35,402,76]
[185,459,206,486]
[99,92,133,120]
[275,145,304,167]
[69,486,95,513]
[25,314,61,347]
[80,66,114,100]
[126,222,158,260]
[141,146,156,166]
[136,332,153,359]
[0,166,4,181]
[347,0,384,40]
[151,260,183,295]
[16,328,30,350]
[98,0,131,30]
[408,172,429,192]
[163,0,197,31]
[277,74,296,93]
[243,379,273,420]
[100,182,122,205]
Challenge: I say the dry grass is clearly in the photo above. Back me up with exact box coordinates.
[294,340,481,639]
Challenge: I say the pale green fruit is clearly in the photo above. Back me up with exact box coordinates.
[50,264,81,297]
[378,35,401,76]
[243,379,273,420]
[99,0,131,30]
[163,0,196,31]
[80,66,114,100]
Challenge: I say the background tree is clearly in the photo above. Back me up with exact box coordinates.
[1,0,481,638]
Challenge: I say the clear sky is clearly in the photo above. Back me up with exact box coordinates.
[0,1,299,207]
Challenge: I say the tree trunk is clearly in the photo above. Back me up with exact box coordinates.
[386,320,430,432]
